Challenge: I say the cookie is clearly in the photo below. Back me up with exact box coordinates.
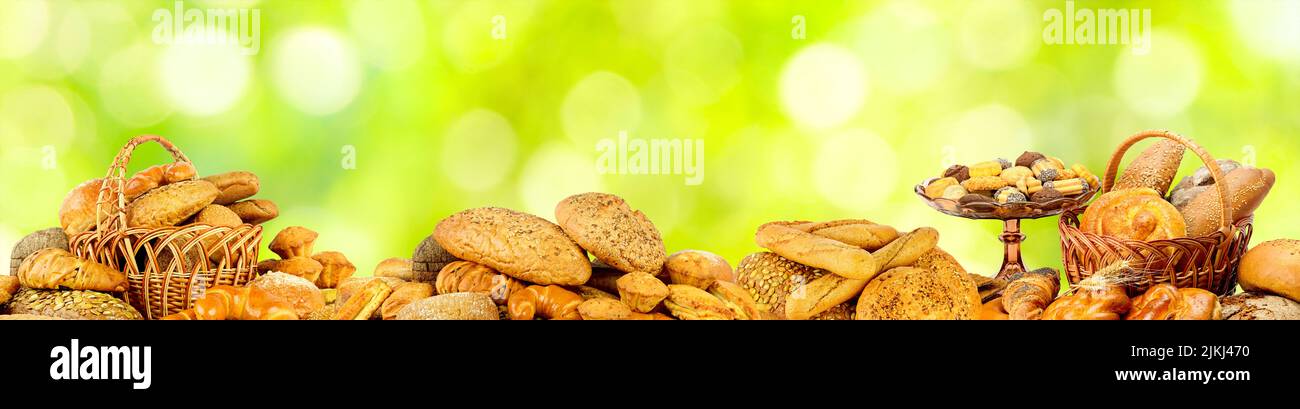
[555,193,666,276]
[942,165,970,182]
[125,180,220,228]
[434,207,591,286]
[961,176,1008,192]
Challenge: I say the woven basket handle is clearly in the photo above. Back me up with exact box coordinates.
[1102,129,1233,234]
[93,135,194,233]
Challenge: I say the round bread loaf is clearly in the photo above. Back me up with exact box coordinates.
[125,180,220,228]
[1238,239,1300,303]
[855,266,980,320]
[395,292,498,320]
[412,235,460,283]
[248,272,325,319]
[434,207,591,286]
[59,178,109,236]
[555,193,666,276]
[1220,293,1300,320]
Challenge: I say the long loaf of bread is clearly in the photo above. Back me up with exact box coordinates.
[755,222,877,280]
[17,248,128,292]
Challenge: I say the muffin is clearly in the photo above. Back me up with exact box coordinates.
[615,272,669,313]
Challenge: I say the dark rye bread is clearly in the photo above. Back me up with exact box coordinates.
[434,207,591,286]
[11,227,69,276]
[412,235,460,283]
[555,192,666,276]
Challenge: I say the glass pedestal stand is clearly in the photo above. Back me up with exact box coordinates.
[996,219,1027,281]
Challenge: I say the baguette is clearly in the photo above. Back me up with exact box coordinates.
[782,274,868,320]
[17,248,128,292]
[755,222,877,280]
[797,220,899,250]
[871,227,940,271]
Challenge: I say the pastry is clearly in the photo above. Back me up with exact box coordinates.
[1080,188,1186,241]
[708,280,765,320]
[274,257,324,284]
[924,177,960,199]
[508,285,583,320]
[1125,284,1221,320]
[961,176,1007,192]
[1015,151,1047,168]
[1072,164,1099,190]
[995,186,1026,204]
[201,171,260,205]
[968,160,1004,178]
[0,275,20,305]
[1000,166,1034,185]
[615,271,669,313]
[942,165,970,182]
[333,279,393,320]
[755,222,877,280]
[17,248,128,292]
[162,285,297,320]
[959,193,992,204]
[248,271,326,319]
[855,266,981,320]
[6,288,142,320]
[664,250,729,289]
[228,199,279,225]
[1237,239,1300,303]
[1030,188,1063,202]
[1042,284,1130,320]
[10,227,69,276]
[1219,293,1300,320]
[125,180,219,228]
[435,260,524,305]
[1001,273,1058,320]
[412,235,460,283]
[1114,139,1184,194]
[58,178,110,236]
[380,282,434,320]
[554,192,666,276]
[1178,167,1274,237]
[269,226,318,259]
[793,219,898,251]
[374,257,415,281]
[311,251,355,289]
[337,277,406,317]
[395,292,498,320]
[1016,177,1043,194]
[664,284,735,320]
[434,207,591,286]
[1042,178,1088,196]
[123,162,197,201]
[577,298,633,320]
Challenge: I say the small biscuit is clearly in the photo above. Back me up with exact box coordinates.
[1015,151,1047,168]
[942,165,970,182]
[958,193,993,204]
[924,177,960,199]
[960,176,1008,192]
[941,185,968,200]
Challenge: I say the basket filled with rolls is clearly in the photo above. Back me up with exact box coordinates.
[60,135,276,319]
[1059,130,1274,296]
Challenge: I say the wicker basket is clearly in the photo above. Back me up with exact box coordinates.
[68,135,263,319]
[1058,130,1253,296]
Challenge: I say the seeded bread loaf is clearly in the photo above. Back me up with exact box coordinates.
[434,207,591,286]
[6,288,142,320]
[125,180,220,228]
[555,193,666,276]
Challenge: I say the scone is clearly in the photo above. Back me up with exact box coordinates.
[614,271,669,313]
[125,180,220,228]
[555,193,666,276]
[434,207,591,286]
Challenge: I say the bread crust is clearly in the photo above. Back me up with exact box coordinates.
[434,207,591,286]
[555,193,666,276]
[125,180,219,228]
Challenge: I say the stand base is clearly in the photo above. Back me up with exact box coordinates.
[995,219,1027,282]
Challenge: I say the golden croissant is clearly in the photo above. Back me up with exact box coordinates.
[162,285,297,320]
[17,248,128,292]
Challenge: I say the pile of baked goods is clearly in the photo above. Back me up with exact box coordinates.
[735,219,982,319]
[981,262,1223,320]
[1222,239,1300,320]
[923,152,1097,205]
[1,232,140,320]
[1078,140,1274,241]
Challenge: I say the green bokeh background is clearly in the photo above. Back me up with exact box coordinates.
[2,0,1296,278]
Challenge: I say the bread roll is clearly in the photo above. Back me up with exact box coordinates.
[555,192,666,276]
[615,271,669,313]
[229,199,279,225]
[125,162,197,201]
[855,267,980,320]
[248,272,325,319]
[871,227,939,271]
[333,279,392,320]
[269,226,318,259]
[0,275,20,305]
[1238,239,1300,303]
[167,285,297,320]
[507,285,583,320]
[708,280,766,320]
[577,298,633,320]
[1080,188,1186,241]
[10,228,69,276]
[1042,284,1130,320]
[435,261,523,305]
[17,248,128,292]
[1126,284,1221,320]
[124,180,219,228]
[735,251,829,308]
[1114,139,1184,194]
[1168,159,1241,208]
[380,282,434,320]
[755,222,877,280]
[1178,167,1274,237]
[275,257,323,284]
[374,257,414,281]
[58,178,109,236]
[338,276,405,306]
[1001,273,1057,320]
[201,171,260,205]
[434,207,591,286]
[664,250,729,289]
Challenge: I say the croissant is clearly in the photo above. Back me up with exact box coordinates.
[1126,284,1221,320]
[17,248,128,292]
[1042,284,1131,320]
[508,285,583,320]
[1003,273,1059,320]
[435,261,524,305]
[161,285,297,320]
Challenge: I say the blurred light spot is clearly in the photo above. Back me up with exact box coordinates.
[0,0,48,59]
[944,104,1033,163]
[610,1,697,41]
[518,142,605,219]
[779,43,868,130]
[53,3,90,74]
[348,0,426,71]
[0,85,75,147]
[0,225,18,276]
[561,71,642,145]
[663,25,743,105]
[441,109,518,192]
[443,0,513,73]
[1114,31,1203,117]
[1229,0,1300,63]
[812,129,897,211]
[100,45,172,127]
[271,28,362,116]
[158,37,251,117]
[846,1,949,94]
[957,0,1038,70]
